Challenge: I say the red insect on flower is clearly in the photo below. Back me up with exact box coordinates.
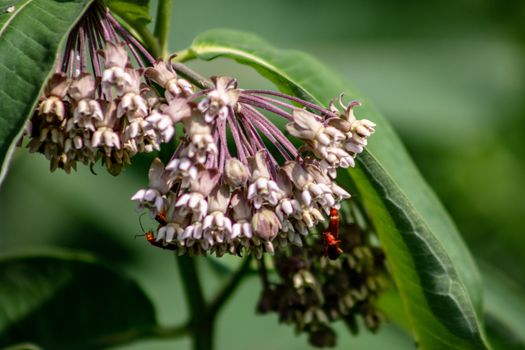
[144,230,156,243]
[323,207,343,260]
[141,230,174,250]
[137,212,176,250]
[136,227,158,246]
[154,211,167,226]
[143,229,177,250]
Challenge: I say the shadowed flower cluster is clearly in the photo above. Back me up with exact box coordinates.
[257,203,386,347]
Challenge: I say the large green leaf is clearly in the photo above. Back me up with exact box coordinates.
[0,0,93,184]
[481,264,525,350]
[0,250,157,349]
[183,29,489,349]
[105,0,151,26]
[381,265,525,350]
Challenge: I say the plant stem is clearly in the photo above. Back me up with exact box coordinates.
[176,255,253,350]
[256,257,271,290]
[90,257,253,349]
[176,255,212,350]
[208,256,253,316]
[154,0,171,58]
[176,255,207,316]
[173,48,196,62]
[134,23,161,58]
[172,62,213,89]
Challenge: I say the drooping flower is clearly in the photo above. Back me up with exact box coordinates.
[144,58,194,99]
[197,76,240,122]
[101,42,133,94]
[25,2,376,259]
[174,169,221,221]
[25,3,170,174]
[131,158,171,214]
[131,78,376,257]
[21,4,387,347]
[38,73,70,122]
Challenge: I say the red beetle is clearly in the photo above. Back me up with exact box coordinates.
[154,211,168,226]
[323,207,343,260]
[138,212,176,250]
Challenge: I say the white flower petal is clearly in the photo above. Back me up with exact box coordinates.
[131,189,146,201]
[176,194,190,206]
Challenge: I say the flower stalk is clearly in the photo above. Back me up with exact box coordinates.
[177,256,253,350]
[176,256,211,350]
[154,0,172,58]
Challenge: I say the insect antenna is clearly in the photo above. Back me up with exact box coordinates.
[134,212,148,239]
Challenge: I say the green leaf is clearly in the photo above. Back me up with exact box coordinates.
[185,29,490,349]
[481,264,525,350]
[0,0,92,184]
[377,287,412,332]
[380,265,525,350]
[0,250,157,349]
[105,0,151,25]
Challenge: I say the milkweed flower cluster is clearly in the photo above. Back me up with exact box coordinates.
[132,77,376,257]
[25,3,376,258]
[25,4,187,175]
[19,2,387,347]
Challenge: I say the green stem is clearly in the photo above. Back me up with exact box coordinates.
[176,255,212,350]
[173,48,196,62]
[89,257,252,349]
[154,0,171,58]
[176,255,253,350]
[256,257,270,290]
[134,23,161,58]
[172,61,213,89]
[208,256,253,316]
[177,255,207,316]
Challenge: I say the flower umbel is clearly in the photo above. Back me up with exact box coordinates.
[25,2,375,259]
[24,3,192,175]
[132,80,375,257]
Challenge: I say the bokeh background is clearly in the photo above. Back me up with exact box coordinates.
[1,0,524,348]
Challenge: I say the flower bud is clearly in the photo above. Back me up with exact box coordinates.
[225,158,249,187]
[287,109,323,141]
[251,207,281,241]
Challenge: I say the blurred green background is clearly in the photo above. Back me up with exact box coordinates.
[1,0,524,348]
